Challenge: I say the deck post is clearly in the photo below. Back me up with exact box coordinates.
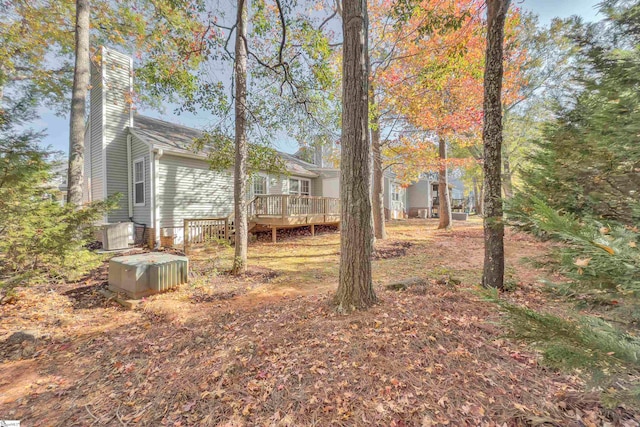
[183,219,189,254]
[281,195,288,221]
[271,227,277,243]
[311,224,315,236]
[323,198,328,223]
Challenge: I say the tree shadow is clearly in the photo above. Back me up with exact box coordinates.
[62,283,115,310]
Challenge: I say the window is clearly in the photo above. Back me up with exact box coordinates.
[289,178,310,196]
[289,178,299,194]
[134,158,145,206]
[391,184,402,202]
[301,180,310,196]
[253,175,267,195]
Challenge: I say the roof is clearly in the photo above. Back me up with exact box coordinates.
[130,115,319,178]
[131,115,206,157]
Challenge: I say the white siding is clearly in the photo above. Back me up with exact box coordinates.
[269,175,289,194]
[383,176,390,210]
[321,177,340,198]
[311,177,322,196]
[407,180,429,209]
[131,135,151,225]
[103,49,133,222]
[89,61,103,203]
[83,123,92,203]
[87,47,132,222]
[157,155,234,228]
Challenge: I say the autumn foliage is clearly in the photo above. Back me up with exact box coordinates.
[369,0,527,183]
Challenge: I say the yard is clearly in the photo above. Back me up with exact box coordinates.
[0,219,636,426]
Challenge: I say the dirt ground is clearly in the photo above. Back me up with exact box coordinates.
[1,219,638,426]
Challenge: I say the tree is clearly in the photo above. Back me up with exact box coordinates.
[66,0,89,206]
[370,87,386,239]
[500,15,577,198]
[232,0,249,275]
[373,0,490,229]
[0,95,114,300]
[190,0,340,274]
[513,0,640,226]
[334,0,376,311]
[368,0,479,237]
[0,1,75,111]
[495,1,640,405]
[438,139,452,229]
[2,0,212,206]
[497,198,640,405]
[481,0,510,290]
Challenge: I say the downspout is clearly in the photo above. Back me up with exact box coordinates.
[152,148,164,249]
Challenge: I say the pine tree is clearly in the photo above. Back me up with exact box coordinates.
[494,197,640,404]
[499,0,640,405]
[0,96,114,300]
[517,1,640,225]
[334,0,376,311]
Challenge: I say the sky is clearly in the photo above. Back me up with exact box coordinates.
[36,0,602,156]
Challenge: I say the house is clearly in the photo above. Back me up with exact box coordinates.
[384,170,469,220]
[85,47,466,247]
[44,164,68,206]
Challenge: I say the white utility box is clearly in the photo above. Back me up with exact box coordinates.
[101,222,133,250]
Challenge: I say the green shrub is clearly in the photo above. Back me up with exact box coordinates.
[496,197,640,406]
[0,95,116,300]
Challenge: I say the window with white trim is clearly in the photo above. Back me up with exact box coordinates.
[134,158,145,206]
[391,183,402,202]
[253,175,267,195]
[289,178,310,196]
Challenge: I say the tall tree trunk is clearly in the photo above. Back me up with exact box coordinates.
[370,88,386,240]
[502,154,514,199]
[66,0,90,207]
[481,0,510,290]
[437,138,452,229]
[480,180,485,215]
[334,0,375,311]
[232,0,248,275]
[472,175,481,215]
[501,108,514,199]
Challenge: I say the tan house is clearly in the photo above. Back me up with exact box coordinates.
[85,47,466,247]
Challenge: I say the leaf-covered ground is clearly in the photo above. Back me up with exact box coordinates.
[1,219,638,426]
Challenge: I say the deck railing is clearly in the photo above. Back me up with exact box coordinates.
[183,216,232,253]
[248,195,340,218]
[432,197,467,215]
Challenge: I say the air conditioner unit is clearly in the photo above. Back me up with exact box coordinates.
[101,222,133,250]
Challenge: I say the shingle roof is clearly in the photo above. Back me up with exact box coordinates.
[130,115,319,177]
[131,115,205,157]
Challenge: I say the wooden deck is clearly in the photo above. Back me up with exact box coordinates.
[183,195,340,250]
[249,195,340,242]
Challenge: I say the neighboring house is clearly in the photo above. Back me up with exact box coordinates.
[43,164,68,206]
[85,47,467,247]
[388,172,467,219]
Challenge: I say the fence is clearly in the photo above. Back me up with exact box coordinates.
[183,217,232,253]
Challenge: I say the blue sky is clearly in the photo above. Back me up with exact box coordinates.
[37,0,602,155]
